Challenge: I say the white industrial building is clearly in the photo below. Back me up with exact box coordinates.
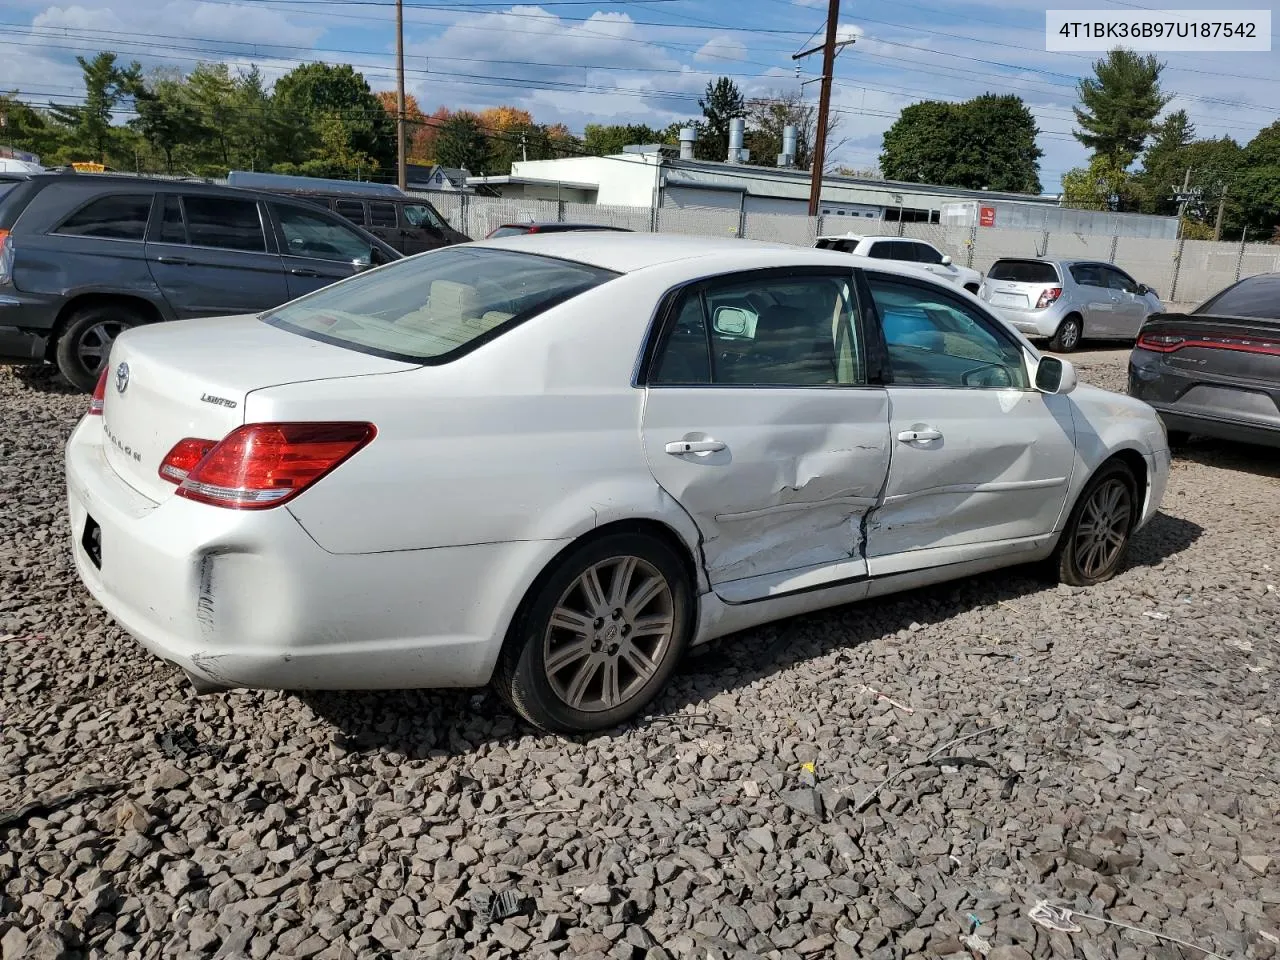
[468,123,1177,240]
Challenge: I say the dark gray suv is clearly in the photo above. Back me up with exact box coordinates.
[0,174,400,390]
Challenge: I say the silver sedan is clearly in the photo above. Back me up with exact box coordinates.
[978,257,1164,353]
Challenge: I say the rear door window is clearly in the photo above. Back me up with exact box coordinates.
[157,195,187,244]
[369,202,398,228]
[1070,264,1105,288]
[55,194,153,241]
[334,199,366,225]
[182,196,266,252]
[867,241,907,261]
[987,260,1059,284]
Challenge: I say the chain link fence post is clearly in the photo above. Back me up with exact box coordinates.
[965,220,978,270]
[1039,229,1050,258]
[460,193,471,239]
[556,200,565,223]
[1168,235,1186,303]
[1108,227,1119,265]
[1235,229,1248,281]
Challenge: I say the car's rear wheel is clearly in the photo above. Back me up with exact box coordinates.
[496,532,693,733]
[56,304,142,392]
[1048,314,1082,353]
[1052,460,1137,586]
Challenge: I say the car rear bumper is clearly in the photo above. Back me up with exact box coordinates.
[1129,349,1280,449]
[986,305,1063,338]
[0,289,58,361]
[66,416,563,692]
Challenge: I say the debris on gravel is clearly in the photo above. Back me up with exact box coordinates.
[2,356,1278,960]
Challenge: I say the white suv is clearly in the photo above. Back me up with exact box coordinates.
[816,234,983,293]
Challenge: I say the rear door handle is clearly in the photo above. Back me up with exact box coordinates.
[156,256,190,265]
[897,428,942,443]
[665,439,727,455]
[290,268,322,277]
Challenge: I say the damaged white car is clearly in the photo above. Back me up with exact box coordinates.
[66,234,1170,733]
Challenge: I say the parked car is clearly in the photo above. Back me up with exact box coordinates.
[1129,272,1280,449]
[0,173,400,390]
[814,234,983,293]
[226,170,469,255]
[979,257,1164,353]
[66,234,1170,733]
[486,222,634,238]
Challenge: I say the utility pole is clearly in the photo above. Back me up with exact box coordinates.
[1171,166,1193,240]
[792,0,844,216]
[395,0,407,190]
[1214,184,1227,241]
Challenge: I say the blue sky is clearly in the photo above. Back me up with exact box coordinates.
[1,0,1276,192]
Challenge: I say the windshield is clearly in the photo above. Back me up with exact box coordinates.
[1196,275,1280,320]
[263,247,618,363]
[987,259,1060,283]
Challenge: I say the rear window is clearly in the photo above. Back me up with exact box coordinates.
[816,238,859,253]
[1196,275,1280,320]
[488,226,531,238]
[263,247,618,363]
[55,194,153,241]
[987,259,1060,283]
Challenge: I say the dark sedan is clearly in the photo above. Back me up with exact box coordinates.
[485,222,633,239]
[1128,272,1280,449]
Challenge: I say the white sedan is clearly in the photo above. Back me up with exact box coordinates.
[66,234,1170,733]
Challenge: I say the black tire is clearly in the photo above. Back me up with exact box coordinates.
[55,304,143,392]
[495,531,694,734]
[1048,314,1083,353]
[1051,460,1138,586]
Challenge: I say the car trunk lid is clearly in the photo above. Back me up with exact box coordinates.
[1138,313,1280,382]
[983,260,1061,311]
[99,314,416,502]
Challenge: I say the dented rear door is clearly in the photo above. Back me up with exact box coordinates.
[639,269,892,603]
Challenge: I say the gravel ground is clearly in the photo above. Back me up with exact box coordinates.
[2,353,1278,960]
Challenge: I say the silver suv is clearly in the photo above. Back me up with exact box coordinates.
[978,257,1164,352]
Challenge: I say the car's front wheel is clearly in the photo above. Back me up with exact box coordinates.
[496,531,693,733]
[1052,460,1137,586]
[56,304,142,392]
[1048,314,1082,353]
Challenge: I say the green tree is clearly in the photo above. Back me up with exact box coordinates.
[48,52,142,164]
[129,75,200,172]
[1236,121,1280,239]
[433,112,488,173]
[1073,48,1170,167]
[229,66,281,172]
[272,62,394,176]
[879,95,1041,191]
[0,93,60,157]
[582,123,663,157]
[698,77,745,161]
[1135,109,1195,214]
[1061,154,1135,210]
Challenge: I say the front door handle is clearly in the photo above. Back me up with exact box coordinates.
[290,268,322,277]
[897,428,942,443]
[665,439,727,455]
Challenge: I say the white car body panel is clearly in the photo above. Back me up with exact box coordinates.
[65,233,1170,695]
[816,234,984,291]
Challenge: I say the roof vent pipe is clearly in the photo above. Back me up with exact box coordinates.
[678,126,696,161]
[727,117,746,163]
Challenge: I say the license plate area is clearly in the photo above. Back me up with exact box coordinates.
[991,292,1028,308]
[82,514,102,569]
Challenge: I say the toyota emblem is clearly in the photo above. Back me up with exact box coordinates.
[115,361,130,395]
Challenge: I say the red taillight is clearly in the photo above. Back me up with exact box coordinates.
[158,438,217,484]
[89,368,108,415]
[1035,287,1063,310]
[171,422,376,510]
[527,224,542,233]
[1137,332,1280,356]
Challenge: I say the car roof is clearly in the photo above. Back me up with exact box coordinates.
[473,231,950,278]
[818,234,926,242]
[497,222,630,229]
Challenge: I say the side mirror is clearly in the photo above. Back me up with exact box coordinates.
[352,257,372,273]
[1034,355,1077,395]
[940,254,953,266]
[1135,283,1149,296]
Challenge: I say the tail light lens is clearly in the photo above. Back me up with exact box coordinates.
[0,229,11,285]
[1137,331,1280,356]
[163,422,376,510]
[88,368,108,415]
[158,438,217,484]
[1035,287,1063,309]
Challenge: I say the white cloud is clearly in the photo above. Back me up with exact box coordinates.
[694,36,748,64]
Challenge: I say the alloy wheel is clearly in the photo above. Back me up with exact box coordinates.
[542,555,675,713]
[1073,477,1132,579]
[76,321,129,377]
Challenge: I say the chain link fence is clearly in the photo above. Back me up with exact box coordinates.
[410,190,1279,307]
